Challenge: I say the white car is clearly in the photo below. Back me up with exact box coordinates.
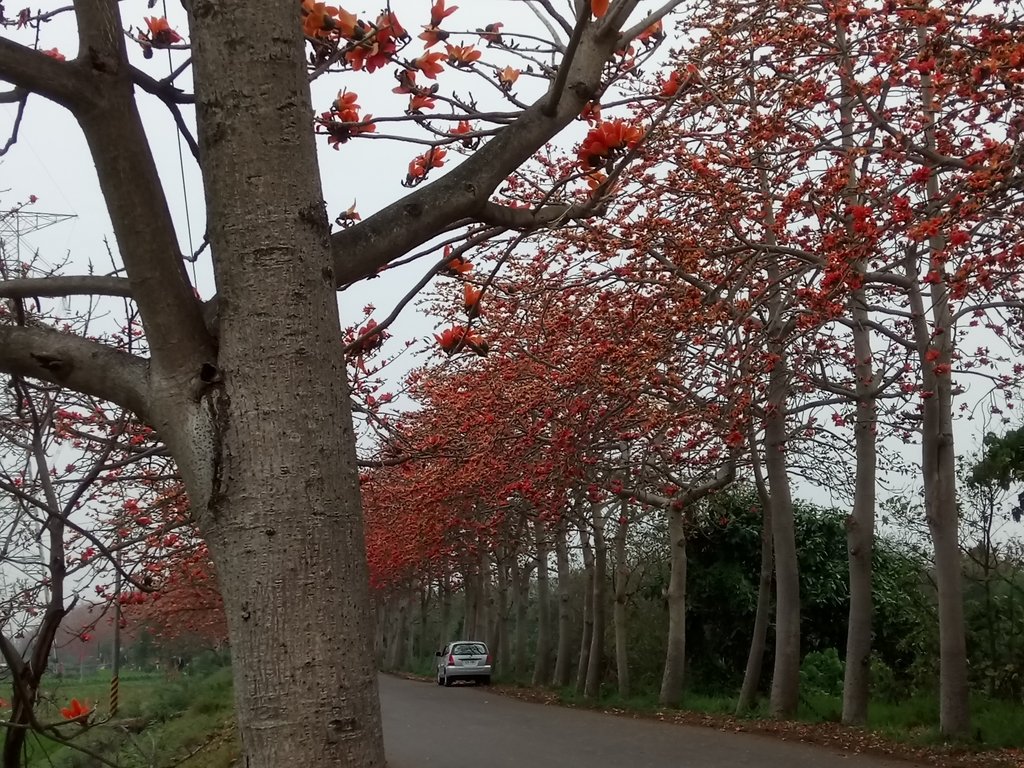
[435,640,492,686]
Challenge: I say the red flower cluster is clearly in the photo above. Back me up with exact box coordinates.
[316,89,376,149]
[434,325,488,357]
[578,119,644,169]
[405,148,447,186]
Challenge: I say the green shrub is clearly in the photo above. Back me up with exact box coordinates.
[800,648,844,697]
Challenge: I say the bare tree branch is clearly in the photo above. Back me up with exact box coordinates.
[0,275,133,300]
[618,0,677,44]
[479,200,593,229]
[0,325,149,417]
[0,89,27,156]
[0,38,94,109]
[544,10,590,117]
[130,66,195,104]
[69,0,215,376]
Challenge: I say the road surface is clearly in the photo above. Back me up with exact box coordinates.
[380,674,922,768]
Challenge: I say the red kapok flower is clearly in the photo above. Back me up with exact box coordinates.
[430,0,458,27]
[463,284,483,317]
[445,43,481,67]
[60,699,91,722]
[142,17,182,48]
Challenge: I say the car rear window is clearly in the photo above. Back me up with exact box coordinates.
[452,643,487,655]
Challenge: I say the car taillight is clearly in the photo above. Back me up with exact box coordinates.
[486,654,493,665]
[448,654,455,665]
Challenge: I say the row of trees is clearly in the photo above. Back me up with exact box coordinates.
[360,0,1024,741]
[373,484,1024,708]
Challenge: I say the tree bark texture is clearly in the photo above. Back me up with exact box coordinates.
[185,0,386,762]
[532,520,553,685]
[575,525,595,694]
[834,27,879,724]
[612,511,631,699]
[658,505,688,706]
[585,505,608,698]
[912,25,971,735]
[553,522,574,688]
[737,464,774,715]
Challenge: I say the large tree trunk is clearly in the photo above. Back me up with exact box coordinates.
[185,0,385,761]
[532,519,553,685]
[553,522,574,687]
[659,504,687,707]
[413,585,430,662]
[584,504,608,699]
[737,461,774,714]
[575,524,595,694]
[612,510,631,699]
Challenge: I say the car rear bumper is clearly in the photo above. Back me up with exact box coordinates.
[443,665,492,678]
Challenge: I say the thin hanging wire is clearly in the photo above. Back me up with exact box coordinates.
[161,0,197,286]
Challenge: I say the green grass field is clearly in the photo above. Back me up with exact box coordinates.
[8,667,238,768]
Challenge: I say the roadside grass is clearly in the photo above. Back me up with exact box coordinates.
[13,666,238,768]
[487,672,1024,756]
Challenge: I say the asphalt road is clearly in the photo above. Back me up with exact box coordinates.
[380,674,923,768]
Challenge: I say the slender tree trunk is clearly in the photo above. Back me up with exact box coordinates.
[612,510,631,699]
[386,596,408,671]
[375,599,388,667]
[553,522,574,687]
[512,555,529,678]
[438,574,452,651]
[182,0,387,762]
[575,524,595,694]
[464,566,479,639]
[479,546,493,641]
[737,459,774,714]
[912,24,970,736]
[659,503,687,707]
[411,585,427,663]
[494,549,511,676]
[533,520,553,685]
[754,156,801,719]
[585,504,608,698]
[835,30,878,724]
[841,258,878,725]
[764,353,800,719]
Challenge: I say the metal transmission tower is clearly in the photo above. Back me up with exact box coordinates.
[0,209,77,265]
